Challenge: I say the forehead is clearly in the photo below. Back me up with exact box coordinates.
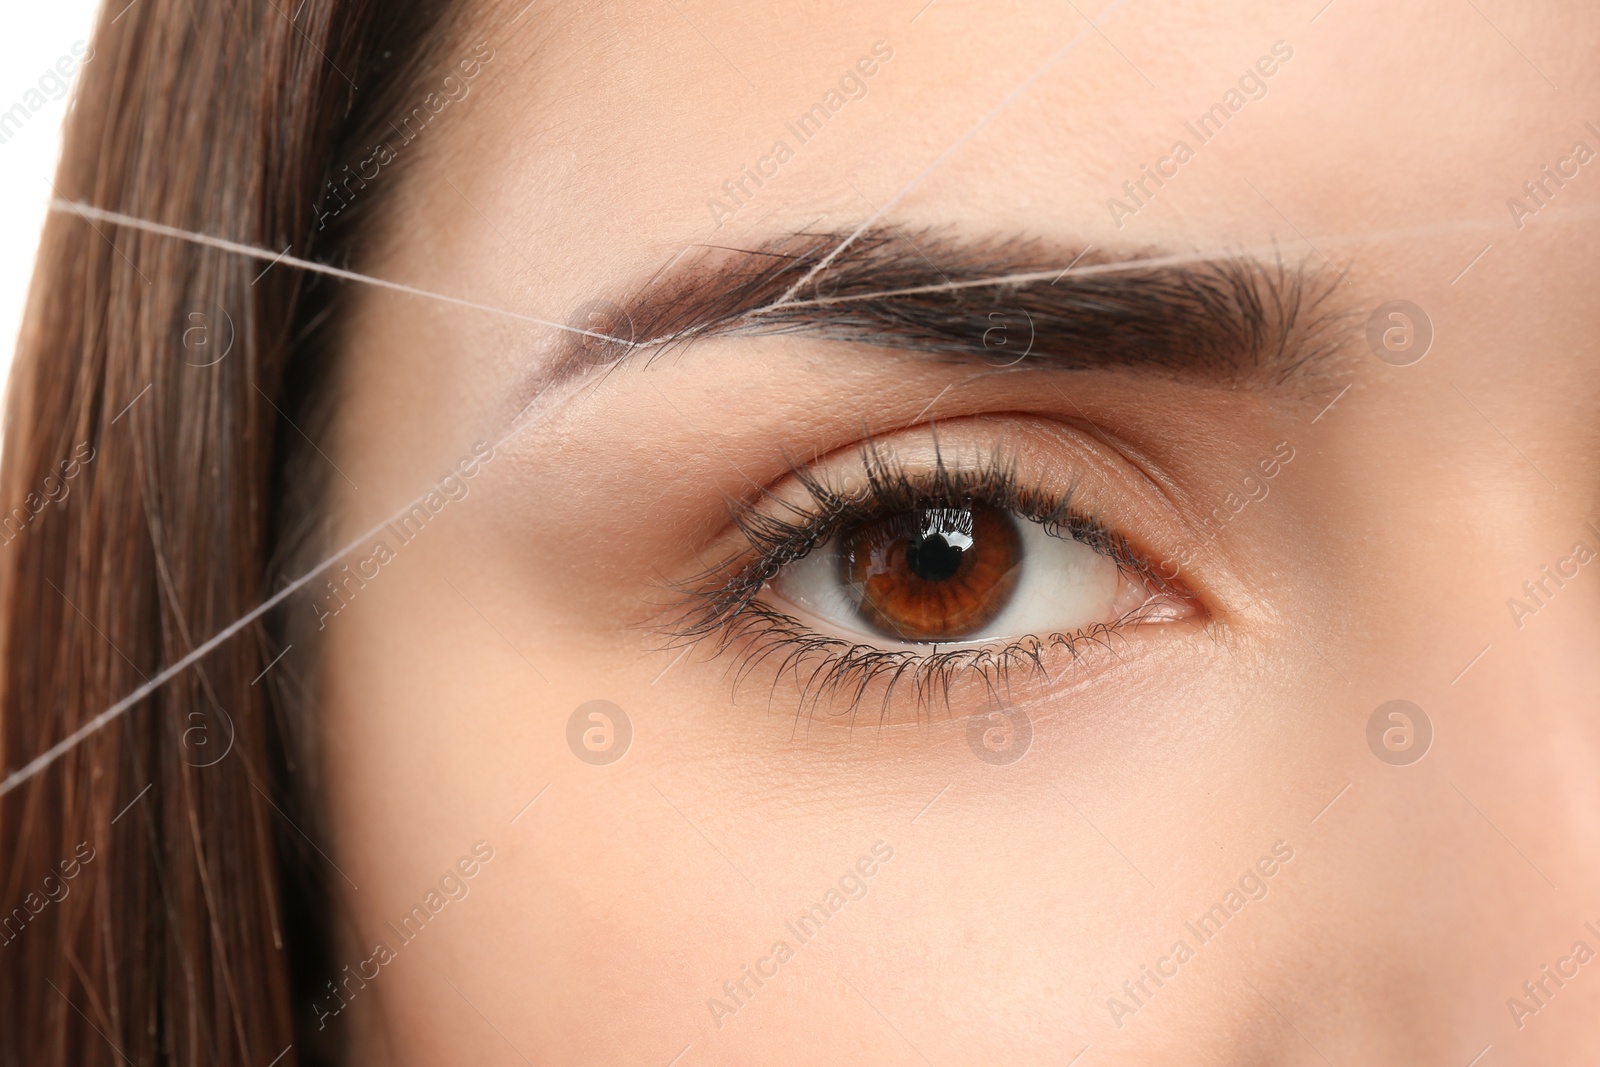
[420,1,1592,270]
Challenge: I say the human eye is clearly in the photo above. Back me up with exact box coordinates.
[665,421,1201,719]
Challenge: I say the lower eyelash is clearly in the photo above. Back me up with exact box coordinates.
[657,437,1184,719]
[702,601,1164,726]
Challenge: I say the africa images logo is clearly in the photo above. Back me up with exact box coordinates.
[705,41,895,229]
[311,442,495,629]
[313,41,496,230]
[1104,40,1293,230]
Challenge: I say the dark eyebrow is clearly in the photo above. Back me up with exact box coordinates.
[556,231,1352,387]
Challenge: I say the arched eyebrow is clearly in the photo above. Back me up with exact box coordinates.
[551,230,1354,389]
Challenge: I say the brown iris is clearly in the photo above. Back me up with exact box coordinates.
[841,503,1023,641]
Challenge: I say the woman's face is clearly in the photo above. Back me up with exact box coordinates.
[315,0,1600,1062]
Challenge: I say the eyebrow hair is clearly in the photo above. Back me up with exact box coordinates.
[556,231,1354,390]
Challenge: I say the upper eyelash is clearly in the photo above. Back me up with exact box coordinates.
[656,438,1186,719]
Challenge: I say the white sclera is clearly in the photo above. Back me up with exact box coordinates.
[768,512,1121,650]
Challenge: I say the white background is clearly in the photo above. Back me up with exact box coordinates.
[0,2,107,401]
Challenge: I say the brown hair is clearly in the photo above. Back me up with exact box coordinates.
[0,1,462,1062]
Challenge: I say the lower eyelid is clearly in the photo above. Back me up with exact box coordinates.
[701,596,1193,725]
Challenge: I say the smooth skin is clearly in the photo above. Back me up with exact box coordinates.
[312,0,1600,1063]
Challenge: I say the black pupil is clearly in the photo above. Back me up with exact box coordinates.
[904,510,974,583]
